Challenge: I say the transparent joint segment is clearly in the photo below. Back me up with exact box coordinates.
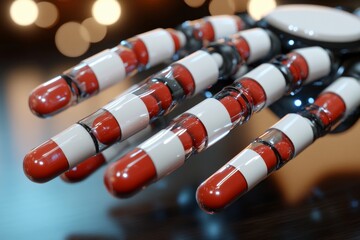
[176,21,204,55]
[63,63,100,100]
[78,108,121,153]
[178,15,245,55]
[271,52,309,94]
[299,105,342,139]
[252,128,295,171]
[111,45,139,75]
[133,63,195,119]
[75,61,197,155]
[132,77,179,118]
[299,91,347,138]
[121,38,150,71]
[299,105,330,139]
[230,76,267,114]
[206,39,243,79]
[121,28,183,71]
[167,113,208,158]
[227,34,250,64]
[213,85,254,127]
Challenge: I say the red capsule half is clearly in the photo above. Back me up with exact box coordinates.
[129,38,149,66]
[196,165,248,214]
[28,76,74,117]
[171,64,196,96]
[61,154,106,183]
[92,111,122,145]
[314,92,346,125]
[104,148,157,198]
[23,140,69,183]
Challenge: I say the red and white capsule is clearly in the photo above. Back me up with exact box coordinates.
[103,46,333,197]
[316,77,360,118]
[61,125,157,183]
[28,28,186,117]
[104,98,233,197]
[196,113,314,213]
[23,50,221,183]
[123,28,185,68]
[196,76,360,213]
[192,15,245,42]
[61,145,117,183]
[90,49,221,145]
[23,124,97,183]
[230,28,272,64]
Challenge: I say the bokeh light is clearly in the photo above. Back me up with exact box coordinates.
[247,0,277,20]
[209,0,235,15]
[92,0,121,25]
[10,0,39,26]
[184,0,206,8]
[81,18,107,43]
[233,0,248,12]
[55,22,90,57]
[35,2,59,28]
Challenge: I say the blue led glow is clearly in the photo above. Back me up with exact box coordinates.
[294,99,302,107]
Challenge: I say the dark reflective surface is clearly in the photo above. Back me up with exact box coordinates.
[0,1,359,239]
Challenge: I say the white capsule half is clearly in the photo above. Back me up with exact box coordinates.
[137,28,175,66]
[208,15,239,40]
[228,149,268,190]
[104,93,150,140]
[238,28,271,64]
[294,46,331,83]
[176,50,219,95]
[186,98,232,147]
[243,63,287,107]
[271,113,314,156]
[83,49,126,90]
[322,76,360,117]
[51,124,96,168]
[139,130,185,179]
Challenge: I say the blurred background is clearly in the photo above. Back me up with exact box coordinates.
[0,0,359,239]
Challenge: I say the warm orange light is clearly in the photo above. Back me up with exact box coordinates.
[10,0,39,26]
[247,0,277,20]
[55,22,90,57]
[81,18,107,43]
[184,0,206,8]
[209,0,235,15]
[35,2,59,28]
[92,0,121,25]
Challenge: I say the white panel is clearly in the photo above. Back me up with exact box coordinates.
[265,4,360,42]
[271,114,314,155]
[243,63,286,107]
[104,93,150,140]
[208,15,238,39]
[83,49,126,90]
[52,124,96,168]
[186,98,232,147]
[294,47,331,83]
[322,77,360,117]
[139,130,185,178]
[229,149,268,190]
[137,28,175,66]
[238,28,271,64]
[176,50,219,95]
